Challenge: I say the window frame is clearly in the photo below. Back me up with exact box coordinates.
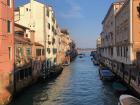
[36,49,42,56]
[7,20,12,33]
[8,47,12,60]
[7,0,12,7]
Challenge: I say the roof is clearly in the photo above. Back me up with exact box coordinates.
[16,0,45,10]
[34,42,44,47]
[15,36,32,45]
[102,1,125,24]
[115,0,129,17]
[61,29,69,35]
[15,23,30,30]
[15,23,35,32]
[14,7,19,11]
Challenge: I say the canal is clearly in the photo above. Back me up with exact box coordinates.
[11,52,119,105]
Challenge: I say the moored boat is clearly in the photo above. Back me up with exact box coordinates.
[118,95,140,105]
[79,55,83,58]
[112,82,127,93]
[99,69,115,81]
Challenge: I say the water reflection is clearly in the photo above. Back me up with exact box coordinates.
[11,52,118,105]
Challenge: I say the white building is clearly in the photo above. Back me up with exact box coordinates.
[15,0,58,68]
[45,6,58,67]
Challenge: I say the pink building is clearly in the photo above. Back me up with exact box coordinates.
[0,0,14,104]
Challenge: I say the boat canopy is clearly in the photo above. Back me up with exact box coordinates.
[101,70,114,77]
[120,95,140,105]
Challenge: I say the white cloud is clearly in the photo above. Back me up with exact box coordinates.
[60,0,84,19]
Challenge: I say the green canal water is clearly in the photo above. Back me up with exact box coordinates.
[10,52,119,105]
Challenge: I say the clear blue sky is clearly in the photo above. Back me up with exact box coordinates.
[15,0,116,48]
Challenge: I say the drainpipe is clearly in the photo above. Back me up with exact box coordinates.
[130,0,133,65]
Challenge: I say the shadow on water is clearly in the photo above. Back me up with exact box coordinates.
[10,52,119,105]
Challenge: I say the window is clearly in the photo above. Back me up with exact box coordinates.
[7,20,11,33]
[47,9,49,17]
[52,26,54,32]
[53,48,57,54]
[117,47,119,56]
[26,34,28,37]
[111,48,113,56]
[52,17,55,23]
[48,23,50,29]
[121,47,122,57]
[42,49,45,55]
[54,58,56,63]
[47,48,51,54]
[126,47,128,57]
[36,49,41,56]
[26,48,31,57]
[26,8,28,11]
[8,47,12,60]
[17,47,23,57]
[52,38,55,45]
[7,0,11,7]
[124,47,126,57]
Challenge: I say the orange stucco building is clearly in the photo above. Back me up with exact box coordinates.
[0,0,14,104]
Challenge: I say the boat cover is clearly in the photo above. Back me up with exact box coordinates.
[100,70,114,77]
[120,95,140,105]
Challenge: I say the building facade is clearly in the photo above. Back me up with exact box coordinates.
[45,6,58,68]
[100,1,124,68]
[60,29,71,64]
[99,0,140,93]
[15,0,59,69]
[14,23,45,92]
[0,0,14,104]
[96,37,101,61]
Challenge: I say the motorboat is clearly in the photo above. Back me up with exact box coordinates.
[79,55,83,58]
[112,82,127,93]
[78,53,85,58]
[91,57,94,61]
[99,69,115,81]
[118,95,140,105]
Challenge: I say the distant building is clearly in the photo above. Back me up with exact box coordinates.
[96,37,101,61]
[96,37,101,49]
[60,29,72,64]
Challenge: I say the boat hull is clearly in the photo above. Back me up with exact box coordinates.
[99,69,115,81]
[118,95,140,105]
